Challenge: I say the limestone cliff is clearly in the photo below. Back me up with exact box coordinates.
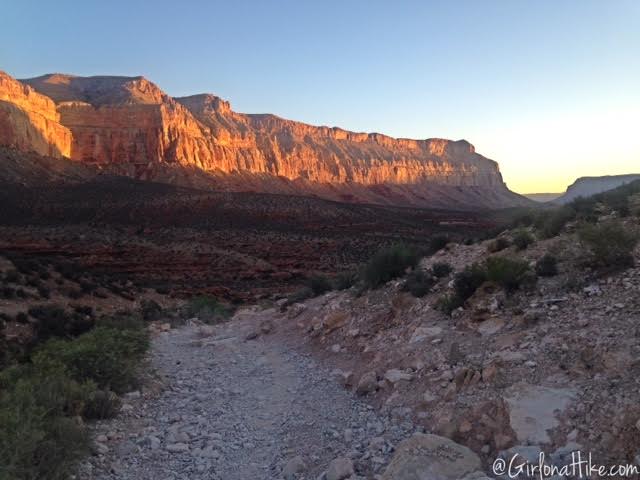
[0,71,71,158]
[554,174,640,204]
[0,71,529,208]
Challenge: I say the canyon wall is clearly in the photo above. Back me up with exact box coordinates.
[0,72,72,158]
[0,71,528,208]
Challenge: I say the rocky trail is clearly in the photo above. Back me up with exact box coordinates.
[80,313,416,480]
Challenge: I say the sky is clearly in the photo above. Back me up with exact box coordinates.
[2,0,639,193]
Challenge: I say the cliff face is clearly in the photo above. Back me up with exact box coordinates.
[0,72,72,158]
[0,71,528,208]
[175,93,504,187]
[555,174,640,204]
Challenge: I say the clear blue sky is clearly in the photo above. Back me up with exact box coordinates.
[2,0,639,192]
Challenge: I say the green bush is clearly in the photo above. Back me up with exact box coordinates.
[435,294,464,315]
[431,262,453,278]
[285,287,313,306]
[578,221,639,269]
[535,254,558,277]
[139,299,162,321]
[535,206,576,238]
[27,305,95,341]
[32,326,149,393]
[401,270,435,297]
[428,235,450,254]
[487,237,510,253]
[485,256,531,292]
[0,368,91,480]
[333,271,358,291]
[362,244,420,288]
[83,389,121,420]
[188,296,233,323]
[0,309,150,479]
[308,275,332,296]
[453,263,487,301]
[512,230,535,250]
[4,269,21,283]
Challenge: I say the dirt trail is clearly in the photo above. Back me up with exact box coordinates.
[80,310,414,479]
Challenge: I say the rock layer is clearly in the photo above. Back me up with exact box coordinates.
[0,72,71,158]
[0,71,528,208]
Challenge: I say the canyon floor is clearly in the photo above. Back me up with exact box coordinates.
[79,314,416,480]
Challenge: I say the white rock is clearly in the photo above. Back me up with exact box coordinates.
[381,434,481,480]
[384,369,413,384]
[326,457,354,480]
[283,455,307,480]
[166,443,189,453]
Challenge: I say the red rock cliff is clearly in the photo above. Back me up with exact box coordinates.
[0,72,528,208]
[0,71,72,158]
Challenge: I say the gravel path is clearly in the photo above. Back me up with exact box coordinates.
[81,313,415,479]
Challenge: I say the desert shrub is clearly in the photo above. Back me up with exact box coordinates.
[79,279,96,294]
[401,270,435,297]
[28,305,94,340]
[428,235,450,254]
[308,275,332,296]
[569,196,599,221]
[362,244,420,288]
[32,326,149,393]
[37,285,50,299]
[487,237,510,253]
[286,287,314,306]
[435,294,464,315]
[73,305,93,317]
[437,263,487,316]
[453,263,487,301]
[578,221,639,269]
[536,206,576,238]
[535,254,558,277]
[563,273,585,292]
[83,389,121,420]
[485,256,531,292]
[0,368,92,480]
[15,288,27,299]
[97,313,145,331]
[54,262,79,281]
[431,262,453,278]
[512,230,535,250]
[4,269,21,283]
[333,271,358,291]
[188,296,233,323]
[508,209,536,228]
[25,276,42,288]
[1,286,16,299]
[65,287,84,299]
[15,312,28,324]
[12,258,43,276]
[139,299,162,321]
[154,285,170,295]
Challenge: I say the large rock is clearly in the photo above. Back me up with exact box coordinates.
[503,384,575,444]
[356,371,379,395]
[381,433,482,480]
[326,457,354,480]
[0,71,530,210]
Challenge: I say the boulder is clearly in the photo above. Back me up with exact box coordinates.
[381,433,482,480]
[283,455,306,480]
[355,371,378,395]
[326,457,354,480]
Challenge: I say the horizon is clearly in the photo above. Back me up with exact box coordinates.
[3,0,639,193]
